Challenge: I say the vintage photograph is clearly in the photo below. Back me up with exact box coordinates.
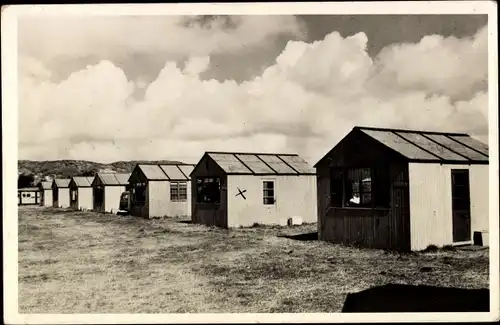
[2,1,499,323]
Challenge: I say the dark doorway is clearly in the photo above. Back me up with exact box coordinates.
[94,187,104,211]
[53,188,59,207]
[451,169,471,243]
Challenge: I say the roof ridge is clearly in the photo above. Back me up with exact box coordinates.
[354,125,470,137]
[207,151,299,156]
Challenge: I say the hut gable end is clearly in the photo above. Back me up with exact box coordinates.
[191,154,227,178]
[316,129,407,168]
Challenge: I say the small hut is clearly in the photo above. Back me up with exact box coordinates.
[38,181,53,207]
[69,176,94,211]
[52,178,71,208]
[315,126,489,251]
[128,163,195,218]
[18,187,40,205]
[190,151,318,228]
[92,173,131,213]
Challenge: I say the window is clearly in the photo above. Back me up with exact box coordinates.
[71,190,77,201]
[133,182,146,206]
[345,168,372,207]
[263,181,275,205]
[171,182,188,201]
[330,166,390,209]
[22,193,26,197]
[27,193,31,198]
[196,177,221,203]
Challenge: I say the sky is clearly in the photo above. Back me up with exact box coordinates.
[17,14,489,165]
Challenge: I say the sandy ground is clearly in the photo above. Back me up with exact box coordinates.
[18,206,489,313]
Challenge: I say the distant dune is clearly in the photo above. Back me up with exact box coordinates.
[18,159,185,180]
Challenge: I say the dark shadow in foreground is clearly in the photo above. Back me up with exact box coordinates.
[342,283,489,313]
[178,220,192,224]
[278,232,318,241]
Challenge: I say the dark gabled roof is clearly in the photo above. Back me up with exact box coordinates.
[71,176,94,187]
[192,151,316,176]
[130,163,195,181]
[92,173,131,186]
[315,126,489,167]
[53,178,71,188]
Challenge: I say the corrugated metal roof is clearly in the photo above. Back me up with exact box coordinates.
[114,173,131,185]
[279,155,316,174]
[449,135,489,157]
[159,165,187,180]
[137,165,169,180]
[395,132,468,161]
[235,154,275,174]
[358,126,489,163]
[134,164,195,181]
[360,129,438,160]
[177,165,194,180]
[54,178,70,188]
[204,152,315,175]
[424,134,489,162]
[257,154,298,174]
[72,176,93,187]
[208,153,252,173]
[96,173,131,186]
[39,181,52,190]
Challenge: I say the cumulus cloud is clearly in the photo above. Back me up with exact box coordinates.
[18,23,489,165]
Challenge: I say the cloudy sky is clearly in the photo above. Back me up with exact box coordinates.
[18,14,489,165]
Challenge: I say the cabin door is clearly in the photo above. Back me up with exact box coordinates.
[451,169,471,243]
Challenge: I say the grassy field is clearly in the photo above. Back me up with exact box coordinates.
[18,206,489,313]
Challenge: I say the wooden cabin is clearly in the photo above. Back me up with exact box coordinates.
[38,181,52,207]
[18,187,40,205]
[92,173,131,213]
[52,179,71,208]
[69,176,94,211]
[128,163,195,218]
[315,126,489,251]
[190,151,318,228]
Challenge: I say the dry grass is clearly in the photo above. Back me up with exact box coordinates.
[18,206,489,313]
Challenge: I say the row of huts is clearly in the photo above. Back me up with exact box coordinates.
[19,126,491,251]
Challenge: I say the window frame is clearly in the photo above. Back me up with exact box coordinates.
[329,165,390,210]
[196,177,221,204]
[262,180,276,205]
[132,182,147,206]
[170,181,188,202]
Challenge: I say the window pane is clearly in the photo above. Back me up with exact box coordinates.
[264,197,275,205]
[263,181,275,205]
[345,168,372,207]
[263,181,274,189]
[196,177,221,203]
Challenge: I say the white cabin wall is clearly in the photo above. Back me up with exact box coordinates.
[78,187,93,210]
[469,165,489,234]
[227,175,317,227]
[409,163,488,251]
[58,188,70,208]
[148,181,170,218]
[147,181,192,218]
[19,191,38,204]
[168,181,192,217]
[104,186,126,213]
[42,189,52,207]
